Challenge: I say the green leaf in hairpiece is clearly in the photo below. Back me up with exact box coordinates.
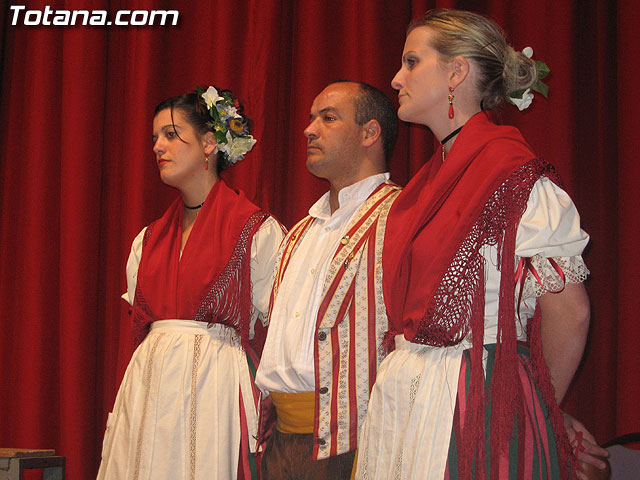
[533,80,549,98]
[536,61,550,80]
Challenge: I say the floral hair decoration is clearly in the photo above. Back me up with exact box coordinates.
[507,47,550,111]
[197,85,257,165]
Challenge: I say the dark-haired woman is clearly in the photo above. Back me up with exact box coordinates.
[356,10,606,480]
[97,86,284,480]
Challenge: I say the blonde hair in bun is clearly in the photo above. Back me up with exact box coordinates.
[409,9,539,110]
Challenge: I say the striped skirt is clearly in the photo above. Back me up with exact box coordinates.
[356,339,565,479]
[445,343,563,479]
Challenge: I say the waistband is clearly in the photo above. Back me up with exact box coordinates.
[150,320,239,344]
[394,334,471,353]
[269,391,315,434]
[149,319,256,451]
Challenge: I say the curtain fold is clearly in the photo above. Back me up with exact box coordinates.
[616,0,640,436]
[0,1,634,478]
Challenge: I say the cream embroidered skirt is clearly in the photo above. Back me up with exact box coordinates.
[97,320,258,480]
[355,335,466,480]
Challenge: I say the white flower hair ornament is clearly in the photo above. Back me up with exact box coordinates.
[197,85,257,165]
[507,47,550,111]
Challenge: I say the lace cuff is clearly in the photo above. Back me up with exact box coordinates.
[520,254,590,300]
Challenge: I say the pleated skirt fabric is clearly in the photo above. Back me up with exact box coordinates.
[97,320,258,480]
[356,338,563,480]
[355,336,466,480]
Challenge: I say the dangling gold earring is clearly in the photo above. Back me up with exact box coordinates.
[205,154,209,170]
[448,87,455,119]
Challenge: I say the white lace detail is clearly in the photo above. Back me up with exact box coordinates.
[360,454,369,480]
[389,373,422,479]
[521,254,590,299]
[409,374,422,409]
[394,447,404,480]
[190,335,203,480]
[133,332,165,480]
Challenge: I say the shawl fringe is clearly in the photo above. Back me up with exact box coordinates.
[411,158,577,478]
[133,211,267,350]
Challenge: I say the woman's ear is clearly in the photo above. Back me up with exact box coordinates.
[202,131,217,156]
[449,56,470,90]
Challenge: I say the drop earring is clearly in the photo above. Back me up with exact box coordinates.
[205,154,209,170]
[448,87,455,119]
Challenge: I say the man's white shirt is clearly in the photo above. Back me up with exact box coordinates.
[255,173,390,394]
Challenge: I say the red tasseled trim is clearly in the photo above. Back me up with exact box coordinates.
[487,204,524,477]
[194,210,267,351]
[460,260,487,479]
[528,307,580,479]
[382,330,397,354]
[132,211,268,348]
[131,181,265,347]
[469,159,551,477]
[238,212,268,351]
[413,158,578,478]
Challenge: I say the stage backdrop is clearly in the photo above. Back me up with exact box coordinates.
[0,0,636,478]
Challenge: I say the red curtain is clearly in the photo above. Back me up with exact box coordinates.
[0,1,635,478]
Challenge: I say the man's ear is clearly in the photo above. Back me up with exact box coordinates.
[362,119,382,148]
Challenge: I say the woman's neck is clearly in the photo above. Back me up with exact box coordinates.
[434,105,481,156]
[180,174,217,208]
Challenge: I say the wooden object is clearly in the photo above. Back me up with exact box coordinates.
[0,449,65,480]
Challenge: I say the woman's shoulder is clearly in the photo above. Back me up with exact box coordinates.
[516,177,589,257]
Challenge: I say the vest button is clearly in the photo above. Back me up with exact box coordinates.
[319,387,329,394]
[317,438,326,445]
[318,331,327,341]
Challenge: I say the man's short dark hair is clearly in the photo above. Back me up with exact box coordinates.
[331,80,398,162]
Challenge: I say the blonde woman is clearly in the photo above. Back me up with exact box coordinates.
[356,10,607,480]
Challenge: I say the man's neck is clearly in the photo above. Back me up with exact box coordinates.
[328,171,386,214]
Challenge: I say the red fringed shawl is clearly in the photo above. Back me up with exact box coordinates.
[383,112,578,478]
[132,180,267,349]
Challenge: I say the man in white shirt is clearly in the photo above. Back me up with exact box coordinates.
[255,80,400,479]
